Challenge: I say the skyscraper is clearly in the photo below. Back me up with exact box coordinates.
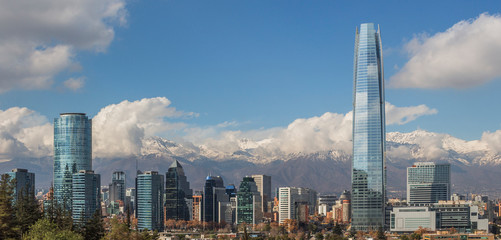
[203,175,227,223]
[136,171,164,231]
[236,176,262,225]
[407,162,451,204]
[72,170,101,224]
[109,171,126,204]
[351,23,386,231]
[54,113,92,208]
[165,160,193,220]
[251,174,271,213]
[6,168,35,202]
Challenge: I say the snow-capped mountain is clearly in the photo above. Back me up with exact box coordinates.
[2,129,501,197]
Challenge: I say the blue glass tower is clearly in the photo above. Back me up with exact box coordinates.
[54,113,92,209]
[351,23,386,231]
[72,170,101,225]
[136,171,164,231]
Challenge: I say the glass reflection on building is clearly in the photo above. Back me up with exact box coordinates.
[351,23,386,231]
[53,113,92,209]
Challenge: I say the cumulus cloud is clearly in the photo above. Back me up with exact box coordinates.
[0,98,441,160]
[390,13,501,89]
[63,77,85,91]
[480,130,501,153]
[185,102,437,155]
[385,102,437,125]
[92,97,198,158]
[0,0,127,92]
[0,107,52,161]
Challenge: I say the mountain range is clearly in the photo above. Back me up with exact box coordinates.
[1,130,501,198]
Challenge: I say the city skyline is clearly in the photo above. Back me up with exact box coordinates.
[0,2,500,165]
[0,2,501,197]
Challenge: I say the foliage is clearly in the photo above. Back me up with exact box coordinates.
[81,210,105,240]
[15,185,43,236]
[316,232,325,240]
[0,174,19,239]
[22,218,84,240]
[377,226,386,240]
[102,217,133,240]
[333,223,343,236]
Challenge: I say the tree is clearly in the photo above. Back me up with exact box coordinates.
[376,227,386,240]
[82,210,105,240]
[23,218,83,240]
[15,185,43,236]
[102,217,131,240]
[0,174,18,239]
[333,223,343,236]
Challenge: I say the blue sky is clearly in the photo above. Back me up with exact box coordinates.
[1,0,501,146]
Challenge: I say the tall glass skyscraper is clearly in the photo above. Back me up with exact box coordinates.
[136,171,164,231]
[203,175,227,223]
[72,170,101,225]
[236,176,262,225]
[407,162,450,204]
[351,23,386,231]
[53,113,92,209]
[165,160,193,220]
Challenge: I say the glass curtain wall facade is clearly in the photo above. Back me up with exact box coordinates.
[165,160,193,220]
[136,171,164,231]
[6,168,35,202]
[109,171,126,203]
[54,113,92,209]
[351,23,386,231]
[236,176,262,225]
[72,170,101,225]
[407,162,450,204]
[203,176,227,223]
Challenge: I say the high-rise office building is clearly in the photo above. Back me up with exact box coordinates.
[203,175,227,223]
[72,170,101,224]
[236,176,262,225]
[351,23,386,231]
[109,171,126,204]
[54,113,92,208]
[251,174,271,213]
[192,192,202,221]
[5,168,35,202]
[165,160,193,220]
[278,187,298,224]
[407,162,450,204]
[136,171,164,231]
[278,187,317,223]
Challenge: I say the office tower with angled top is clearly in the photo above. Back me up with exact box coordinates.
[351,23,386,231]
[165,160,193,220]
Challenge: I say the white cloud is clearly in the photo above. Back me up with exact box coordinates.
[480,130,501,153]
[63,77,85,91]
[185,102,437,155]
[0,98,439,160]
[385,102,437,125]
[0,107,52,160]
[92,97,197,158]
[0,0,127,93]
[390,13,501,89]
